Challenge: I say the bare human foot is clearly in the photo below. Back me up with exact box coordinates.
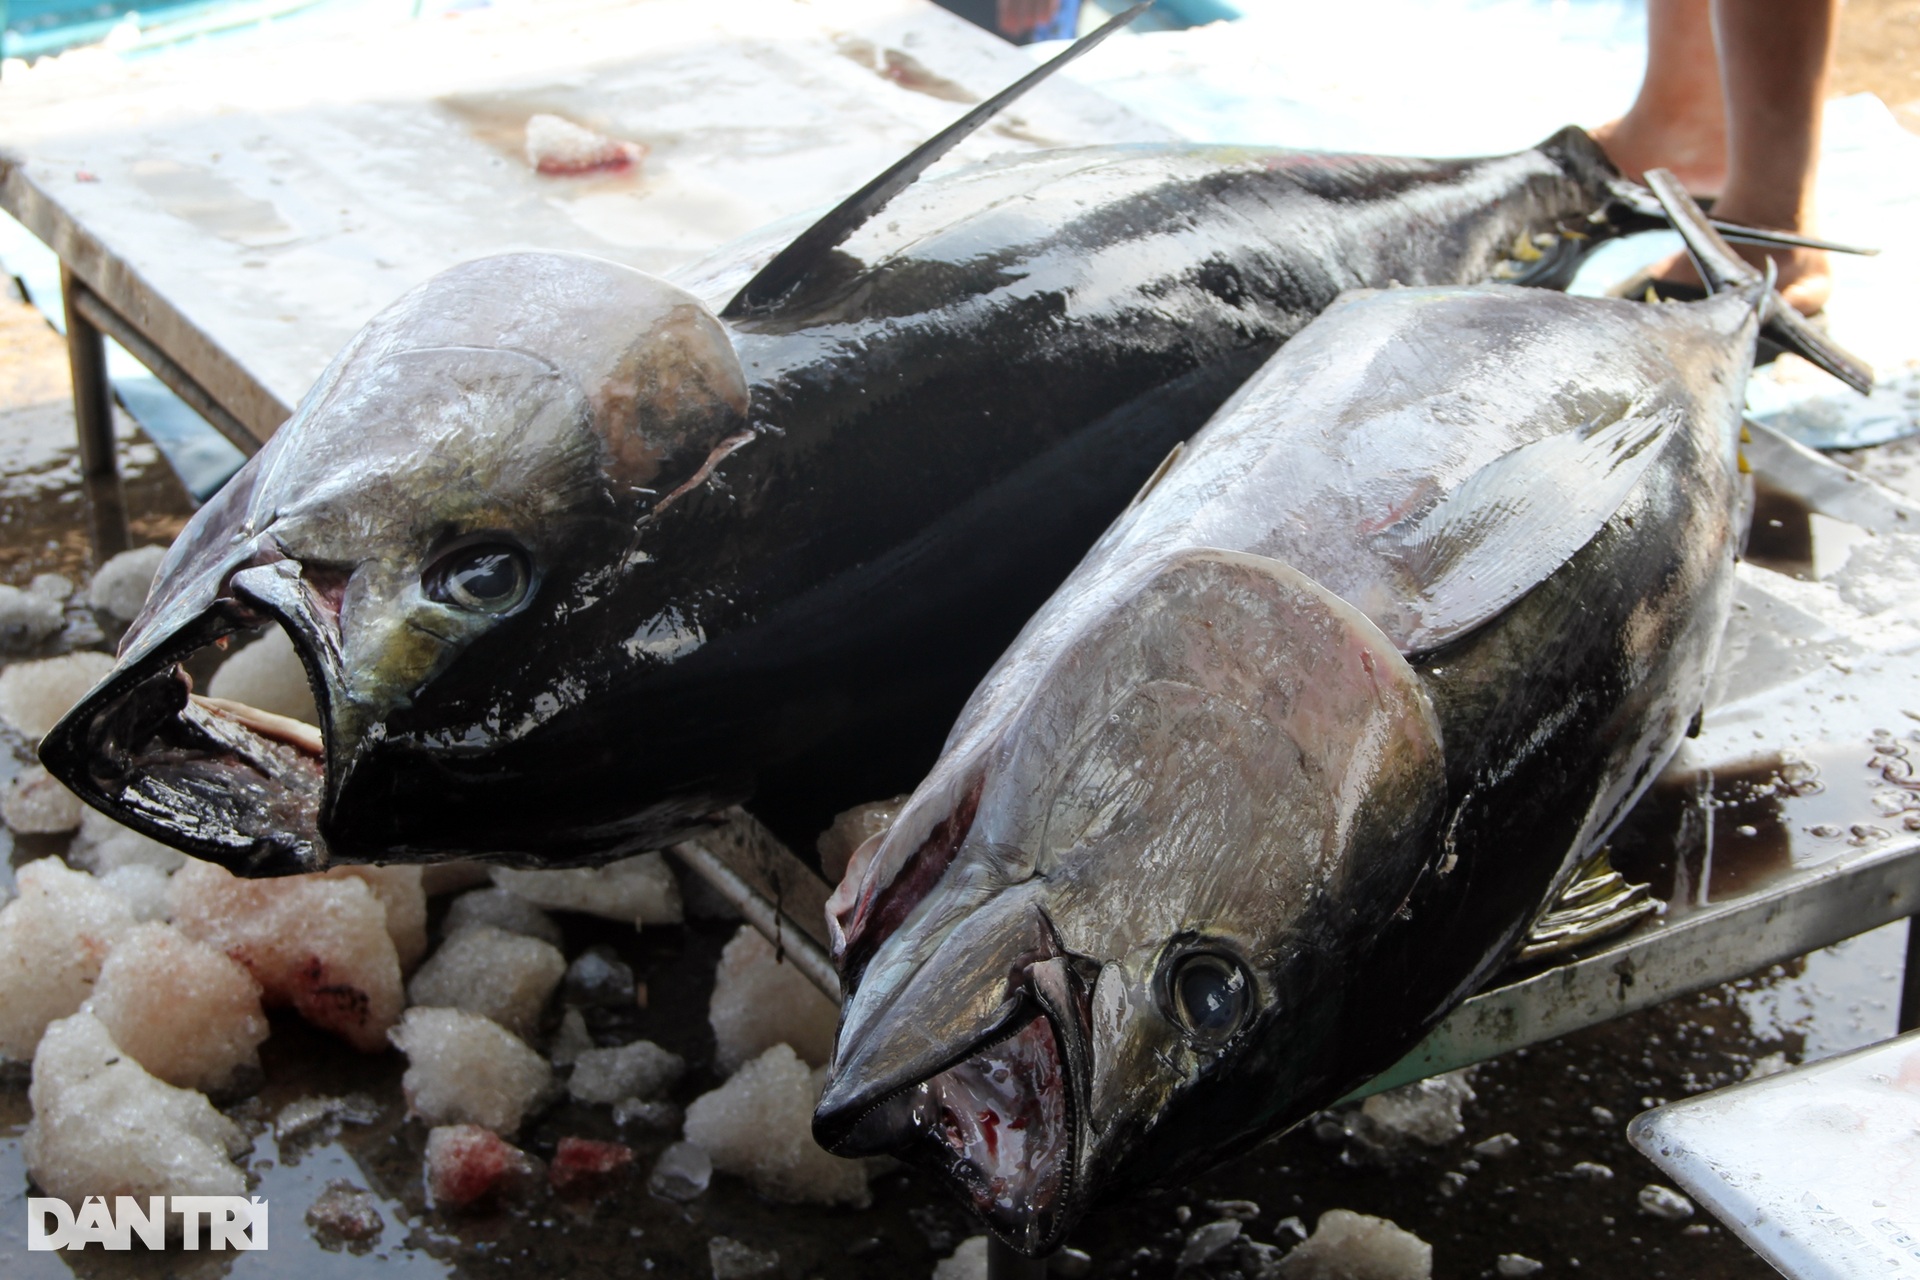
[1708,0,1837,316]
[1593,0,1835,317]
[1591,0,1729,195]
[1589,114,1726,196]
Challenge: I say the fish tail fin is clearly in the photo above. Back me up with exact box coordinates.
[1567,130,1879,258]
[721,2,1151,319]
[1645,168,1875,397]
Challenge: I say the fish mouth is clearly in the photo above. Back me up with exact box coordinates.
[819,1006,1080,1256]
[40,558,342,877]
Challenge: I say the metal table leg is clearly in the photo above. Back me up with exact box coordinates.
[1900,915,1920,1033]
[59,265,130,557]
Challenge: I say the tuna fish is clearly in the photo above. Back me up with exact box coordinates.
[812,175,1870,1253]
[39,15,1859,874]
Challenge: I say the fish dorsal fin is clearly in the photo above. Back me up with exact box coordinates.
[720,3,1150,319]
[1380,402,1681,655]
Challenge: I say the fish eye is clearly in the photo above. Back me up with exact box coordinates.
[1168,952,1250,1048]
[426,541,532,614]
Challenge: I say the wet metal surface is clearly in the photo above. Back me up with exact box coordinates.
[1631,1029,1920,1279]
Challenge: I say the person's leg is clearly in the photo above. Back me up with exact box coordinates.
[1589,0,1729,194]
[1709,0,1836,315]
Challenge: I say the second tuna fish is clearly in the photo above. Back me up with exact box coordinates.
[815,175,1872,1253]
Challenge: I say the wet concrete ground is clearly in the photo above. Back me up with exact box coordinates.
[1,265,1912,1279]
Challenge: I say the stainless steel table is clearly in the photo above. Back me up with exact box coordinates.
[0,0,1165,543]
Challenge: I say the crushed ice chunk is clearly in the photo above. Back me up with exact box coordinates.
[1496,1256,1544,1278]
[207,626,318,723]
[1358,1069,1477,1149]
[933,1236,989,1280]
[406,924,564,1038]
[1472,1132,1520,1158]
[1208,1198,1262,1221]
[1273,1208,1432,1280]
[24,1012,246,1210]
[0,857,136,1061]
[549,1135,635,1192]
[424,1123,539,1207]
[169,859,403,1052]
[708,1236,780,1280]
[1179,1219,1243,1269]
[1572,1161,1613,1181]
[98,864,173,922]
[307,1180,384,1249]
[87,545,167,622]
[89,922,268,1095]
[0,582,63,650]
[1277,1215,1309,1239]
[648,1139,712,1201]
[1833,533,1920,616]
[391,1007,551,1134]
[1745,1051,1790,1080]
[683,1043,870,1207]
[492,852,681,925]
[329,865,428,972]
[524,113,647,175]
[1637,1184,1694,1221]
[564,944,636,1008]
[1590,1105,1615,1125]
[0,651,115,738]
[549,1006,594,1067]
[29,573,73,603]
[709,924,838,1074]
[2,765,82,834]
[569,1039,684,1105]
[68,807,187,874]
[443,886,562,947]
[817,795,907,884]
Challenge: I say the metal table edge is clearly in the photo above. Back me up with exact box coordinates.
[0,159,288,443]
[1347,833,1920,1099]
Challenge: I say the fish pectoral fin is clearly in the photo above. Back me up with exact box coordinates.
[1382,403,1680,654]
[1513,847,1661,963]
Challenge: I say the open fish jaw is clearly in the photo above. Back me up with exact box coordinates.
[872,1015,1074,1254]
[50,614,330,875]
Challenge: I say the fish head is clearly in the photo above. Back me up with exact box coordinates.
[816,549,1446,1251]
[40,252,750,873]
